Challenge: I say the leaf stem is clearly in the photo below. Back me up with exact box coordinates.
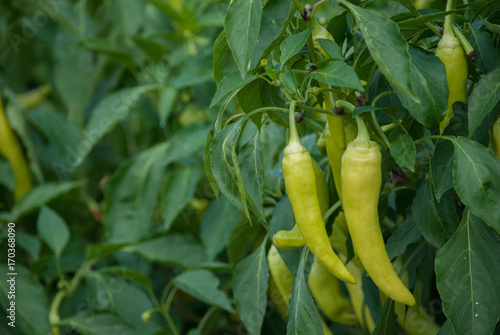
[414,135,455,144]
[370,111,391,148]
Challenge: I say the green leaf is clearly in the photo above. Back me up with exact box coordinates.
[386,214,422,260]
[453,137,500,233]
[430,140,454,202]
[438,320,455,334]
[435,211,500,335]
[227,218,264,270]
[390,134,416,171]
[210,71,256,108]
[393,48,447,129]
[279,66,298,97]
[109,0,145,36]
[237,78,266,127]
[77,86,153,165]
[397,10,458,28]
[286,249,323,335]
[210,120,251,221]
[200,196,241,260]
[412,180,459,248]
[204,126,220,198]
[0,264,50,335]
[310,60,364,91]
[10,180,86,221]
[0,155,14,191]
[173,269,234,313]
[224,0,262,77]
[279,27,313,65]
[53,49,97,125]
[97,266,153,291]
[36,206,70,258]
[315,39,343,60]
[269,194,294,239]
[161,166,201,232]
[124,234,206,268]
[85,242,128,260]
[158,85,177,126]
[373,299,397,335]
[252,0,293,65]
[82,39,134,64]
[132,36,166,63]
[109,282,162,330]
[482,17,500,35]
[104,123,209,243]
[442,102,469,137]
[238,125,266,221]
[344,3,418,103]
[213,30,228,86]
[467,27,497,74]
[103,143,170,243]
[233,239,269,335]
[16,232,41,261]
[467,68,500,135]
[59,312,134,335]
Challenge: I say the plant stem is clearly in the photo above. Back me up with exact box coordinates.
[288,101,299,144]
[354,116,370,142]
[334,100,356,113]
[370,111,391,148]
[48,260,96,334]
[243,106,289,121]
[414,135,455,144]
[322,199,342,222]
[291,0,304,17]
[453,24,475,59]
[371,90,395,107]
[443,0,457,36]
[299,105,342,118]
[303,118,323,133]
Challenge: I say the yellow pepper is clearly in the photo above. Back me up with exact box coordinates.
[0,93,32,200]
[273,159,329,250]
[341,116,415,305]
[282,101,355,284]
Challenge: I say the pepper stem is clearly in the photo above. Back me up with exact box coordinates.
[443,0,456,37]
[354,116,370,143]
[334,100,356,114]
[288,101,300,144]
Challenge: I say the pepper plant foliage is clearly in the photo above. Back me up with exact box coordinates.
[0,0,500,335]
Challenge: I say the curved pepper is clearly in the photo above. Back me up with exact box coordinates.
[341,116,415,305]
[273,159,329,250]
[308,258,358,325]
[282,101,355,284]
[0,93,32,200]
[329,212,376,332]
[267,245,334,335]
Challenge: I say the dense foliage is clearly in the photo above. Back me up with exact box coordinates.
[0,0,500,334]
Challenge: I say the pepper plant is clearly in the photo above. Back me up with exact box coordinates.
[0,0,500,335]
